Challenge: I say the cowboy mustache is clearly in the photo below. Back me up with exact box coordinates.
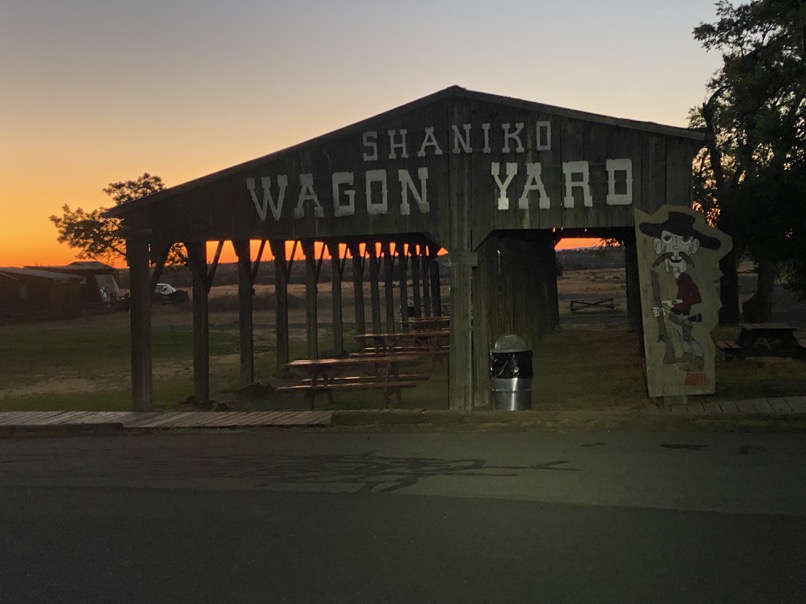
[652,251,695,268]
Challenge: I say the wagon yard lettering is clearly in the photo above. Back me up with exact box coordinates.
[246,121,633,221]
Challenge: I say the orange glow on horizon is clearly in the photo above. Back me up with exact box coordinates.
[3,236,605,270]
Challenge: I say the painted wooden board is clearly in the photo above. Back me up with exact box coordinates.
[634,206,732,398]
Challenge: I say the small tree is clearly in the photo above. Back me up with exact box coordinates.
[50,173,184,266]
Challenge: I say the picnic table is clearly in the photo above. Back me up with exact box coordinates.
[279,354,427,409]
[402,316,450,331]
[569,297,615,312]
[716,322,805,359]
[356,329,450,368]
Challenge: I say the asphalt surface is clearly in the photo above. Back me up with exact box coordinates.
[2,430,806,603]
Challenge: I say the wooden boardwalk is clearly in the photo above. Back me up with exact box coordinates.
[0,410,332,429]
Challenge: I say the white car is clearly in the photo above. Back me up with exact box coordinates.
[154,283,177,296]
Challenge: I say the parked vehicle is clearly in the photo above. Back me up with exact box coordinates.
[153,282,189,305]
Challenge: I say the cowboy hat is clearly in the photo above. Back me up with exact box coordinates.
[638,211,721,250]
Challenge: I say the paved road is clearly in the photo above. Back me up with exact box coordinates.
[2,430,806,603]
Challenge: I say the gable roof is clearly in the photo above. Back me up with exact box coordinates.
[107,85,704,219]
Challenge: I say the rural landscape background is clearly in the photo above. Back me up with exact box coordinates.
[2,247,803,413]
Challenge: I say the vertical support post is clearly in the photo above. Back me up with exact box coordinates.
[348,242,366,335]
[302,240,319,360]
[368,242,382,334]
[410,243,422,318]
[269,240,290,368]
[397,241,409,330]
[233,239,254,387]
[186,241,210,409]
[421,249,432,317]
[381,241,396,332]
[430,255,443,317]
[623,231,643,336]
[126,233,153,411]
[448,101,474,411]
[328,242,345,356]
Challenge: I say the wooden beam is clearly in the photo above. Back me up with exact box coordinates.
[207,240,224,289]
[368,242,382,334]
[126,234,152,412]
[430,253,442,317]
[328,242,345,356]
[623,230,643,336]
[421,249,432,317]
[251,240,267,284]
[381,241,396,332]
[149,243,171,292]
[448,99,474,411]
[186,241,210,409]
[397,241,409,331]
[410,243,421,319]
[348,242,366,335]
[269,240,290,368]
[233,239,254,387]
[302,240,319,359]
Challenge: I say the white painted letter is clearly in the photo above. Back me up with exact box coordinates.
[365,169,388,215]
[451,124,472,154]
[491,162,518,210]
[294,174,324,218]
[481,123,491,154]
[246,175,288,222]
[417,127,443,157]
[362,131,378,161]
[562,161,592,208]
[502,122,525,153]
[387,129,409,160]
[536,121,551,151]
[519,163,550,210]
[606,158,633,205]
[332,172,355,217]
[398,168,430,215]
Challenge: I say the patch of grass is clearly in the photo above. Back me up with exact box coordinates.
[532,325,648,409]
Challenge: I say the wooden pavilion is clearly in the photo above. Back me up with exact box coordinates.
[107,86,705,412]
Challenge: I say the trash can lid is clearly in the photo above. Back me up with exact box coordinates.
[493,334,530,353]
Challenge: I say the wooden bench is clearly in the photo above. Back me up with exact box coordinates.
[276,380,419,407]
[569,298,615,312]
[715,339,744,359]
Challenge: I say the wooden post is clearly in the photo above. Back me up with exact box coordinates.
[302,240,319,360]
[382,241,396,332]
[328,242,345,356]
[472,237,495,410]
[269,240,290,368]
[448,100,474,411]
[348,242,366,335]
[126,233,152,412]
[421,249,432,317]
[186,241,210,409]
[623,230,643,336]
[233,239,254,387]
[430,254,443,317]
[410,243,422,318]
[397,241,409,330]
[368,242,382,334]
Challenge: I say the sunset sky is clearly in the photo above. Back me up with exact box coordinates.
[1,0,723,267]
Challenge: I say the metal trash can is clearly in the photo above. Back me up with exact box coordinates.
[490,334,533,411]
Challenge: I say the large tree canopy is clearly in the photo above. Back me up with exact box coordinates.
[691,0,806,319]
[50,173,177,265]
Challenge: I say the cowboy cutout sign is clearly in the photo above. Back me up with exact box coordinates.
[634,206,732,399]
